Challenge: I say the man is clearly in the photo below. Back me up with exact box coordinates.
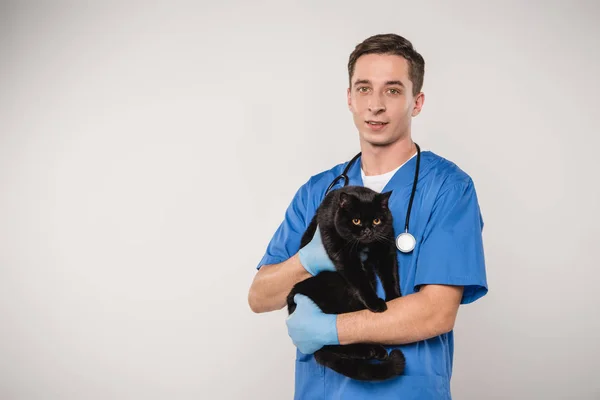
[248,33,488,399]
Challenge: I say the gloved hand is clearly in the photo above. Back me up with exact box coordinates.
[297,226,336,276]
[286,294,339,354]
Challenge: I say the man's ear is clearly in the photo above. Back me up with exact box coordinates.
[411,92,425,117]
[347,87,352,111]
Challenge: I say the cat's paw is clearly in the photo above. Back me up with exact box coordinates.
[367,298,387,313]
[385,286,401,301]
[385,292,400,302]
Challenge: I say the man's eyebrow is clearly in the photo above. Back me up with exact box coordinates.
[385,80,405,88]
[353,79,405,88]
[353,79,371,86]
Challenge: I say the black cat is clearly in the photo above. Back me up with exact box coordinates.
[286,185,406,381]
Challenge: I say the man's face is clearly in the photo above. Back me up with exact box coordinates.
[347,53,424,147]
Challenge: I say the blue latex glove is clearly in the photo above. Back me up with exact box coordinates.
[297,226,336,276]
[286,294,339,354]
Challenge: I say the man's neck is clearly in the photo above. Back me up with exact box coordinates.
[360,136,416,176]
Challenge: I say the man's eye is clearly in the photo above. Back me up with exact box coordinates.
[358,87,370,93]
[388,89,401,95]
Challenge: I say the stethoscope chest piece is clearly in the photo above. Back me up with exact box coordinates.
[396,231,416,253]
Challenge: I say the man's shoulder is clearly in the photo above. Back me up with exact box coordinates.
[304,160,348,189]
[423,150,476,191]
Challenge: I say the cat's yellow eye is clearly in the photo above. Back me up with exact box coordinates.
[352,218,361,225]
[373,218,381,225]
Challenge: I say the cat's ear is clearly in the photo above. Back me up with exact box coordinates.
[340,192,352,209]
[379,190,393,208]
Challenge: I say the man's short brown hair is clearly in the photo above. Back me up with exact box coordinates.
[348,34,425,96]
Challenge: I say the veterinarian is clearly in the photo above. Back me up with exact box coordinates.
[248,33,488,400]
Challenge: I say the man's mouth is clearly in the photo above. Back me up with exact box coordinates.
[365,120,389,131]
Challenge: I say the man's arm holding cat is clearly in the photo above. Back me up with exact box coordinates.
[248,258,464,344]
[249,226,338,313]
[285,283,464,354]
[337,284,464,345]
[248,254,310,313]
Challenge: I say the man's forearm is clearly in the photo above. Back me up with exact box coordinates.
[337,285,464,345]
[248,254,311,313]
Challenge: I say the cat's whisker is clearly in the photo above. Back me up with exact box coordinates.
[374,234,395,245]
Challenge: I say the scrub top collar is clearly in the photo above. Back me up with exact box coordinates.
[346,151,429,193]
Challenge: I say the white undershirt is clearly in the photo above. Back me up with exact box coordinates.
[361,151,418,193]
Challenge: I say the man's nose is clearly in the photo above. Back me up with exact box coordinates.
[368,95,385,113]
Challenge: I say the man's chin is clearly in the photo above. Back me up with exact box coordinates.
[360,133,396,147]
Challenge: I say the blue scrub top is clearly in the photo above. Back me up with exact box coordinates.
[256,150,488,400]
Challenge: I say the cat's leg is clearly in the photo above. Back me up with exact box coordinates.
[373,247,402,301]
[323,344,388,360]
[314,347,405,381]
[338,254,387,312]
[362,265,379,293]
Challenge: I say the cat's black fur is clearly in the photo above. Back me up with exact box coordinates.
[286,185,406,381]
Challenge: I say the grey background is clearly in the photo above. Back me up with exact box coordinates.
[1,1,599,399]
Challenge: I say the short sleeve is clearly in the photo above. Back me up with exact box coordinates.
[255,180,311,270]
[414,179,488,304]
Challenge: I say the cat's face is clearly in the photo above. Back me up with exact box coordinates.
[335,190,394,244]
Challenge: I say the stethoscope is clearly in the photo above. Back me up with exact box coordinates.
[325,142,421,253]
